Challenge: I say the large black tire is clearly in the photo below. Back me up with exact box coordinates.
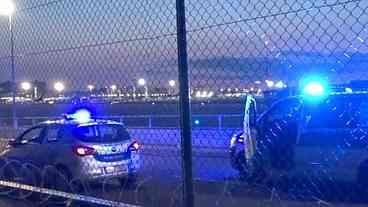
[39,165,76,206]
[233,151,266,183]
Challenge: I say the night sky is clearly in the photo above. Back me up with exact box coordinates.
[0,0,367,90]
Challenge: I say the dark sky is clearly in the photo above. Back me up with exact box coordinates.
[0,0,368,90]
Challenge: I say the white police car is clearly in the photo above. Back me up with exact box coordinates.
[1,109,140,186]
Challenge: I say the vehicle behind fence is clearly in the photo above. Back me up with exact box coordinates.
[1,0,368,207]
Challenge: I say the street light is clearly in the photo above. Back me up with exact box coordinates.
[110,85,117,91]
[110,85,117,96]
[275,81,286,89]
[137,78,148,98]
[0,0,15,16]
[265,80,275,88]
[87,84,94,92]
[0,0,16,129]
[54,82,65,93]
[168,80,176,96]
[21,81,31,91]
[138,78,146,86]
[169,80,176,87]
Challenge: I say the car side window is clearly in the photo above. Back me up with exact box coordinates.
[46,126,60,142]
[58,125,74,143]
[265,98,301,123]
[19,127,45,144]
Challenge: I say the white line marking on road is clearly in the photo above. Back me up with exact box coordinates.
[0,180,141,207]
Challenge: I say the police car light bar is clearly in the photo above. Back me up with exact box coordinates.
[303,81,325,97]
[300,76,329,102]
[64,109,92,123]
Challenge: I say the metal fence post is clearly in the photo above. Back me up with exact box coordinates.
[9,15,17,130]
[176,0,194,207]
[218,115,223,130]
[148,116,152,128]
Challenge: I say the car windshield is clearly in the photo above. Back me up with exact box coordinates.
[73,124,130,143]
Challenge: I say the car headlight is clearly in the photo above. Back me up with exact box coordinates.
[230,136,237,148]
[230,133,245,148]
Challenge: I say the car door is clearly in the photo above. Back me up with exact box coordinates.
[295,97,352,179]
[43,125,80,171]
[11,126,46,166]
[331,98,368,181]
[258,98,302,171]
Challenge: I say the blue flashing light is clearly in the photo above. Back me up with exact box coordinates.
[194,120,200,125]
[303,81,325,96]
[70,109,92,123]
[300,76,329,102]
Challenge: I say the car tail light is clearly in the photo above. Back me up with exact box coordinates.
[128,141,140,152]
[73,145,96,156]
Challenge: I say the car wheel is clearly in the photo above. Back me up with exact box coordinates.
[235,152,266,183]
[39,165,75,205]
[2,160,29,199]
[233,151,248,178]
[55,166,73,191]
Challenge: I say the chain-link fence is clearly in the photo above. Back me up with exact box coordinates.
[0,0,368,206]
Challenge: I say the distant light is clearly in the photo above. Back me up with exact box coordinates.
[54,82,65,93]
[202,91,208,98]
[21,82,31,91]
[70,109,91,123]
[194,120,200,125]
[87,85,94,91]
[195,91,201,98]
[169,80,176,87]
[208,91,214,98]
[345,87,353,93]
[110,85,117,91]
[0,0,15,16]
[138,78,146,86]
[254,80,261,84]
[265,80,274,88]
[275,81,286,89]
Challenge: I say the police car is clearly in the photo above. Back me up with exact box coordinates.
[230,78,368,186]
[0,109,140,186]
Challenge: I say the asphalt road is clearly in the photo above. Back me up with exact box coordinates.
[139,146,237,181]
[0,146,368,207]
[0,128,367,206]
[0,142,238,207]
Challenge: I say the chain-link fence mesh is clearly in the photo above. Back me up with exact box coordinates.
[0,0,368,206]
[1,0,184,206]
[186,0,368,206]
